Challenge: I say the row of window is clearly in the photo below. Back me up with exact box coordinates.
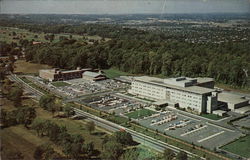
[133,82,164,91]
[171,91,201,100]
[133,90,164,99]
[133,86,162,95]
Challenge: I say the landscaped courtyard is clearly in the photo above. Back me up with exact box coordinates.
[125,109,156,119]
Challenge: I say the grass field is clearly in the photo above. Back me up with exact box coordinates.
[200,113,227,120]
[221,135,250,158]
[125,109,156,119]
[103,68,130,79]
[51,81,70,87]
[0,97,109,159]
[14,60,52,74]
[34,106,109,152]
[0,125,62,160]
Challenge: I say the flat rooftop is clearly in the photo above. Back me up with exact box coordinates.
[40,68,92,74]
[134,76,215,95]
[197,77,214,84]
[83,71,103,77]
[218,92,248,104]
[234,105,250,114]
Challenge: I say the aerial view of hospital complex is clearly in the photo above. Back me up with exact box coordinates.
[1,9,250,160]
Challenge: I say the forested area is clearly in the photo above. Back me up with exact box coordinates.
[24,38,250,88]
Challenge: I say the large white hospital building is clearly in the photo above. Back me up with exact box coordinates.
[128,76,218,113]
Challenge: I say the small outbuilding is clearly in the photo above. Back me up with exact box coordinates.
[212,110,227,116]
[82,71,107,81]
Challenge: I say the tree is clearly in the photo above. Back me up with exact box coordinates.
[32,118,46,136]
[2,79,12,94]
[1,109,8,127]
[16,107,36,128]
[8,86,23,107]
[6,63,14,73]
[52,98,62,116]
[8,54,15,63]
[121,149,139,160]
[39,94,55,111]
[61,134,85,159]
[64,103,74,117]
[102,135,110,149]
[33,145,44,160]
[162,148,175,160]
[12,31,17,36]
[33,144,57,160]
[85,141,94,158]
[113,131,133,145]
[176,151,188,160]
[4,110,18,126]
[101,141,123,160]
[85,121,95,134]
[70,142,83,159]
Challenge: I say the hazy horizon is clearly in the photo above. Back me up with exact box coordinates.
[0,0,250,14]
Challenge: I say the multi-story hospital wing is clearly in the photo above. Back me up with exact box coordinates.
[129,76,219,114]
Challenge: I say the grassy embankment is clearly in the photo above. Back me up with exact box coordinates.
[200,113,228,121]
[103,68,131,79]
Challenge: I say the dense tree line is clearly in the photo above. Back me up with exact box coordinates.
[25,38,250,88]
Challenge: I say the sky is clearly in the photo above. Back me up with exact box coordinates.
[0,0,250,14]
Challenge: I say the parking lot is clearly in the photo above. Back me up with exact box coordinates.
[52,79,126,97]
[138,109,242,149]
[78,91,243,150]
[232,115,250,128]
[80,93,145,113]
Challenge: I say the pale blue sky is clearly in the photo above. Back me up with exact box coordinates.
[0,0,249,14]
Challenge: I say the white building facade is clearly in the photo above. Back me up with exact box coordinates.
[129,76,217,113]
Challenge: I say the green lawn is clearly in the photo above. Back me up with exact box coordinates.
[221,135,250,158]
[51,81,70,87]
[137,145,159,160]
[125,109,156,119]
[103,68,130,79]
[200,113,227,120]
[107,115,129,125]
